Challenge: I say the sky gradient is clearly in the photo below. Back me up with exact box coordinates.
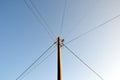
[0,0,120,80]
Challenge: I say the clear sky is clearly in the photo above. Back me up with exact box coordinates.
[0,0,120,80]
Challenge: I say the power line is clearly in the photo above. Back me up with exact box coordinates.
[16,42,56,80]
[60,0,67,36]
[24,0,56,41]
[64,15,85,39]
[63,44,104,80]
[18,49,56,80]
[29,0,56,38]
[65,14,120,44]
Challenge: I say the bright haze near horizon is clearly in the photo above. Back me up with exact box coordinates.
[0,0,120,80]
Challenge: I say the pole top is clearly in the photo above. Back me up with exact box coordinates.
[57,36,64,47]
[58,36,60,39]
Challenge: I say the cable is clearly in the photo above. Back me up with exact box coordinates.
[64,15,85,40]
[65,14,120,44]
[63,44,104,80]
[24,0,56,41]
[60,0,67,36]
[16,42,56,80]
[29,0,56,38]
[18,49,56,80]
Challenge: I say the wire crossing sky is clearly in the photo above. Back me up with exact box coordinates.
[63,44,104,80]
[16,42,56,80]
[0,0,120,80]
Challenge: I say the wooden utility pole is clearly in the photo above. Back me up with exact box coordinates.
[57,37,62,80]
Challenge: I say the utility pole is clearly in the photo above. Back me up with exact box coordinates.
[57,37,62,80]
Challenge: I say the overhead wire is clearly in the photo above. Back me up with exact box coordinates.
[65,14,120,44]
[17,49,56,80]
[29,0,56,38]
[64,1,97,40]
[63,44,104,80]
[64,15,85,39]
[60,0,67,36]
[16,42,56,80]
[24,0,56,41]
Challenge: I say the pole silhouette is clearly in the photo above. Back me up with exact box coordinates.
[57,37,62,80]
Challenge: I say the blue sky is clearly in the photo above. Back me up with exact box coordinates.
[0,0,120,80]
